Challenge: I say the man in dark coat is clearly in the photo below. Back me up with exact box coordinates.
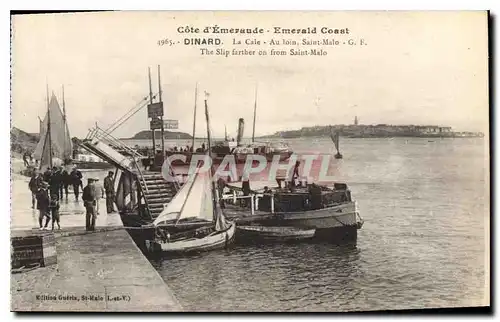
[70,167,83,201]
[217,177,226,209]
[28,170,43,208]
[82,178,97,231]
[61,168,70,198]
[43,167,52,183]
[49,166,63,199]
[36,182,51,229]
[241,177,251,207]
[103,171,115,214]
[22,151,30,167]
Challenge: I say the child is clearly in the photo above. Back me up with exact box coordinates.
[50,193,61,230]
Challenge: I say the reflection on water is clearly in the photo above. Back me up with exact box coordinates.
[149,137,488,312]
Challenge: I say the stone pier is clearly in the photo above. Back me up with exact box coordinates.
[11,168,182,312]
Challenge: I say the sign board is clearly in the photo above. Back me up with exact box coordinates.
[150,118,162,130]
[147,102,164,118]
[164,119,179,130]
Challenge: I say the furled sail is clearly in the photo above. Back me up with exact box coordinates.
[34,93,73,166]
[152,165,214,226]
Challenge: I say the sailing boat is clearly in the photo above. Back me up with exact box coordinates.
[144,94,236,253]
[33,90,73,170]
[329,126,343,159]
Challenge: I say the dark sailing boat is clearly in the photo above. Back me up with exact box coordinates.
[330,126,343,159]
[33,88,73,170]
[144,93,236,253]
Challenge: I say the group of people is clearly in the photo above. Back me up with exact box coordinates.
[29,167,116,232]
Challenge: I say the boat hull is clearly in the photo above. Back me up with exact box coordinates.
[236,226,315,243]
[145,222,236,254]
[227,202,359,244]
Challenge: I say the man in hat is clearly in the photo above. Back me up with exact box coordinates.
[82,178,97,231]
[103,171,116,213]
[28,169,43,208]
[61,167,70,199]
[70,166,83,201]
[35,182,51,230]
[49,166,63,199]
[43,167,52,183]
[93,178,105,215]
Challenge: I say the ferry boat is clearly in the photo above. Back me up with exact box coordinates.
[222,180,363,244]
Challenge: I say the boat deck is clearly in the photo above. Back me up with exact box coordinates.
[223,203,272,222]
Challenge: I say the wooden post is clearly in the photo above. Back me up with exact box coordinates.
[158,65,165,156]
[148,67,155,151]
[250,195,254,215]
[191,84,198,151]
[271,194,275,213]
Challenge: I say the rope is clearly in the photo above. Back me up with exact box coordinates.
[105,92,160,134]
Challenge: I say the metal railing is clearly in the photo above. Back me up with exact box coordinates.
[84,125,151,213]
[86,125,144,160]
[220,189,275,215]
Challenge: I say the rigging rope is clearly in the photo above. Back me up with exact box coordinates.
[105,91,160,134]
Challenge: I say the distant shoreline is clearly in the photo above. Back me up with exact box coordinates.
[258,133,485,139]
[257,124,484,139]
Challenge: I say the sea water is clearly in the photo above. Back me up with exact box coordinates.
[147,137,489,311]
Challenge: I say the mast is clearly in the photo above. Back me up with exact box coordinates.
[46,84,53,168]
[252,84,258,143]
[191,83,198,151]
[204,92,217,220]
[148,67,155,151]
[62,84,67,160]
[158,65,165,154]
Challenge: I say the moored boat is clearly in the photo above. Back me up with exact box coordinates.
[143,95,236,254]
[223,181,363,244]
[236,225,315,243]
[143,167,236,254]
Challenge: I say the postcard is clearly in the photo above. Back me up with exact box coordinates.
[10,11,489,312]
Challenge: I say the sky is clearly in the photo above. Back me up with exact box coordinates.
[11,11,489,139]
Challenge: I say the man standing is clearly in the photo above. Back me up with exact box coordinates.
[28,170,43,208]
[43,167,52,183]
[22,151,30,167]
[36,182,51,230]
[217,177,226,209]
[82,178,97,231]
[103,171,116,214]
[241,177,251,207]
[49,166,62,199]
[61,167,70,199]
[70,166,83,201]
[93,178,104,215]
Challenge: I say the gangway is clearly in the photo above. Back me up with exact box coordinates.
[77,125,180,219]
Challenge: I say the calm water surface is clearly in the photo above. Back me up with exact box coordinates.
[144,137,488,311]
